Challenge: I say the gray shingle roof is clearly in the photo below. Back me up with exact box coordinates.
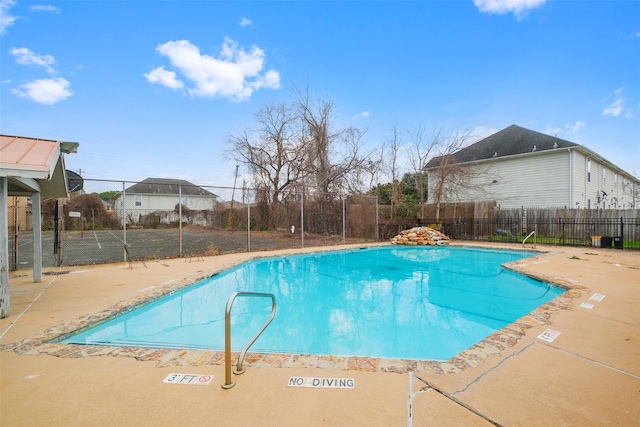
[425,125,580,168]
[125,178,218,197]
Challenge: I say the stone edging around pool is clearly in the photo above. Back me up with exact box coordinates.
[1,252,587,375]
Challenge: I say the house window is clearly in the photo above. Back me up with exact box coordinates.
[587,199,591,209]
[587,160,591,182]
[135,195,142,207]
[181,196,189,207]
[614,174,617,188]
[602,168,606,188]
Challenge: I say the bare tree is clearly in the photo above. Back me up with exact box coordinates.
[226,102,306,227]
[428,128,480,221]
[227,89,374,232]
[342,128,384,194]
[407,123,438,218]
[295,89,341,194]
[386,123,403,219]
[294,88,373,231]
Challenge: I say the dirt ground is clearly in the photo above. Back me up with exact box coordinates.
[12,227,369,270]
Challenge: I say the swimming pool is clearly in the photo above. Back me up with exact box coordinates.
[62,246,564,361]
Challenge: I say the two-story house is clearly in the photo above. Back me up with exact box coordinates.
[425,125,639,210]
[114,177,218,225]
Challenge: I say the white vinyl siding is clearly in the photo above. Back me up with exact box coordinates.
[114,194,216,219]
[429,151,571,209]
[427,146,639,210]
[129,194,215,211]
[571,151,587,208]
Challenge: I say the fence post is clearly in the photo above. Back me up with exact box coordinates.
[57,198,64,266]
[11,196,18,271]
[375,196,379,241]
[342,196,346,243]
[620,216,624,249]
[122,181,127,262]
[246,189,251,252]
[300,191,304,248]
[178,184,183,258]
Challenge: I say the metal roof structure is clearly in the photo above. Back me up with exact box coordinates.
[0,134,79,198]
[1,134,79,318]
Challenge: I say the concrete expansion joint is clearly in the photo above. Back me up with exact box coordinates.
[413,373,506,427]
[0,272,60,341]
[584,312,637,327]
[407,372,415,427]
[453,341,537,396]
[539,341,640,380]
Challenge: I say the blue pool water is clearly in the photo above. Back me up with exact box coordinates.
[63,246,563,361]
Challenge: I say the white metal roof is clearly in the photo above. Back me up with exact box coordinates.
[0,134,75,197]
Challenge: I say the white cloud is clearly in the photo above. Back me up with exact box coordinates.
[10,47,56,74]
[546,121,586,136]
[352,111,370,121]
[12,77,72,104]
[545,125,562,136]
[566,121,586,133]
[0,0,17,35]
[239,17,252,27]
[474,0,546,18]
[10,46,74,104]
[31,5,60,14]
[603,87,632,118]
[603,99,623,117]
[144,66,184,90]
[151,38,281,101]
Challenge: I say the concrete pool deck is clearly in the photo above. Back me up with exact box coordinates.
[1,243,639,426]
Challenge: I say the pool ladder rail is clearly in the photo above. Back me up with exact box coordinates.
[522,230,536,249]
[222,291,277,389]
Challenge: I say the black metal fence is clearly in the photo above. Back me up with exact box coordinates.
[430,216,640,249]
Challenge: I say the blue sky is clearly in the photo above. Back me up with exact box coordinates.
[1,0,639,197]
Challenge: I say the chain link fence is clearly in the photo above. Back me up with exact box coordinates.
[9,179,380,269]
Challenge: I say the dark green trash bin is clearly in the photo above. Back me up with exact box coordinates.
[613,236,623,249]
[601,236,613,248]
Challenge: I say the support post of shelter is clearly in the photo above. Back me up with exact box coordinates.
[32,191,42,282]
[1,177,10,318]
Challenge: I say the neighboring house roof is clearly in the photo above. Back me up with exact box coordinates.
[425,125,580,168]
[217,200,248,209]
[124,178,218,198]
[0,134,78,198]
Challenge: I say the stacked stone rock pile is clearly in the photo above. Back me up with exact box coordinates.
[390,226,451,246]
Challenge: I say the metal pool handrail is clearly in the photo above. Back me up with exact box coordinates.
[522,230,536,249]
[221,291,277,389]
